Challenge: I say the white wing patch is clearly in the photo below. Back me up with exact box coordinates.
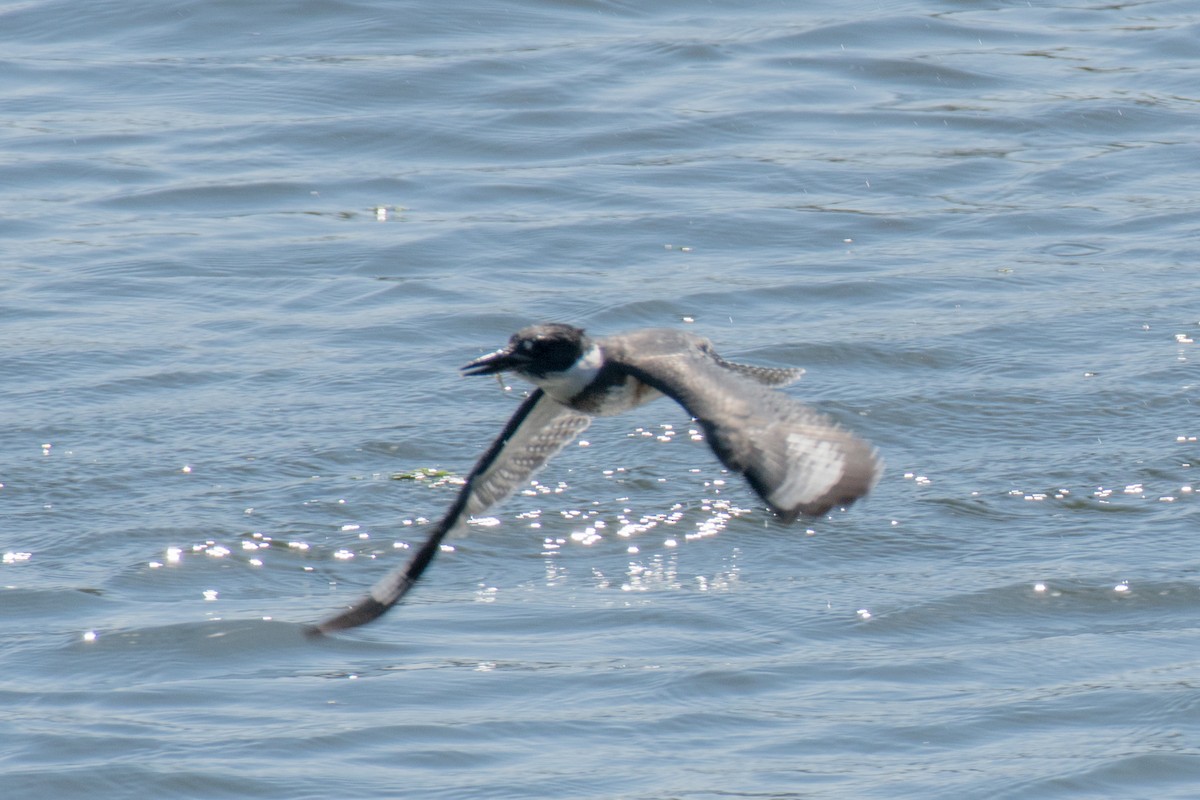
[769,433,847,509]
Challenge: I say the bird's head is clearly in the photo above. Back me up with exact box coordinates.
[462,323,591,380]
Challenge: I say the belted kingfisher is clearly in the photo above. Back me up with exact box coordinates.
[312,323,881,634]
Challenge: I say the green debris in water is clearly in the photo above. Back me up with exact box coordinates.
[391,467,454,482]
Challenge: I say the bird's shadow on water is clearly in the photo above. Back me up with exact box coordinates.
[56,616,409,685]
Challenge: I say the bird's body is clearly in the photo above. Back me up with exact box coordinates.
[312,323,881,634]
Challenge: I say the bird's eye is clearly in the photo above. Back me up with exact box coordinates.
[520,340,534,352]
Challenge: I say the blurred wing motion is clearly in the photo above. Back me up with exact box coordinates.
[616,342,881,522]
[310,390,590,635]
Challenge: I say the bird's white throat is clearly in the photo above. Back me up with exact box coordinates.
[529,342,603,404]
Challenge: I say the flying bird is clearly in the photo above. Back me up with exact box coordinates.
[312,323,880,634]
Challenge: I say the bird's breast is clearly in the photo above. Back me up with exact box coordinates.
[571,374,661,416]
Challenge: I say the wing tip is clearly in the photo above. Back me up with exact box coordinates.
[309,596,392,637]
[770,448,884,522]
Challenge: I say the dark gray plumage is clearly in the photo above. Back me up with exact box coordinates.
[311,323,880,634]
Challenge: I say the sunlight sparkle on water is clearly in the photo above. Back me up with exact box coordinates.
[570,528,603,546]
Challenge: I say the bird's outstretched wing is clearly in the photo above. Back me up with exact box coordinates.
[462,390,593,516]
[311,389,591,634]
[613,337,880,521]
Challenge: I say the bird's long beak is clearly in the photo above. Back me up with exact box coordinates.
[461,347,530,376]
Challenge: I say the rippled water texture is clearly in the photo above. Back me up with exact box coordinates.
[3,1,1198,798]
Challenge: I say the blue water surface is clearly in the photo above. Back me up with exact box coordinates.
[2,0,1199,797]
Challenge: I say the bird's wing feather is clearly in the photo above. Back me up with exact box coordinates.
[464,389,593,516]
[709,352,804,387]
[615,347,880,521]
[311,389,590,634]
